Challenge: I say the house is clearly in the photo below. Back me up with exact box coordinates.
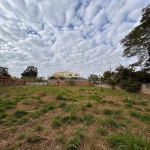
[54,71,80,79]
[0,74,11,86]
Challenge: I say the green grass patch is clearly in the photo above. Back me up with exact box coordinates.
[107,131,150,150]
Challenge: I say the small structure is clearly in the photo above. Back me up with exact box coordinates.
[54,71,80,79]
[0,74,12,86]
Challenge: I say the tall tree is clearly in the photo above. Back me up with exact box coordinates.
[121,4,150,71]
[0,66,11,77]
[21,66,38,78]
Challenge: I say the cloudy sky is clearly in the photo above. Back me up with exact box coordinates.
[0,0,149,78]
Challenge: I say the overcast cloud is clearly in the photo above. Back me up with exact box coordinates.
[0,0,149,78]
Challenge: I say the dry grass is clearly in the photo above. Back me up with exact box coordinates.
[0,86,150,150]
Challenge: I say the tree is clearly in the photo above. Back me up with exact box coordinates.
[121,4,150,71]
[21,66,38,78]
[102,70,115,85]
[88,74,100,84]
[0,66,11,77]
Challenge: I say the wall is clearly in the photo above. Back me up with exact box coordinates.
[0,79,24,86]
[140,83,150,95]
[94,83,150,95]
[25,82,47,86]
[48,79,92,86]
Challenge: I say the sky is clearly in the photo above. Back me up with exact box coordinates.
[0,0,150,78]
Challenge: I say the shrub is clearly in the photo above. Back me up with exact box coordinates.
[119,78,141,92]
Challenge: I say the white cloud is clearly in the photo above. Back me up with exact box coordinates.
[0,0,149,78]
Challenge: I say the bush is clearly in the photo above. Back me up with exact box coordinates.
[119,78,141,92]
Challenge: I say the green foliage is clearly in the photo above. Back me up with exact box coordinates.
[13,110,28,118]
[88,74,100,84]
[119,78,141,92]
[34,125,44,131]
[18,117,29,124]
[51,119,61,127]
[21,66,38,78]
[85,102,93,108]
[17,133,25,140]
[30,111,43,119]
[80,114,95,125]
[26,134,40,143]
[102,70,115,85]
[65,136,81,150]
[107,131,150,150]
[61,115,78,124]
[0,66,11,77]
[97,127,107,136]
[121,4,150,71]
[103,109,114,115]
[0,112,7,119]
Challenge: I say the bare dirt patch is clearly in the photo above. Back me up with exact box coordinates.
[16,98,37,111]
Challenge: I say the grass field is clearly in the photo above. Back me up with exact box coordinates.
[0,86,150,150]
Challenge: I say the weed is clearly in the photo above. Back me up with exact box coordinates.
[13,110,28,118]
[30,111,43,119]
[0,107,4,112]
[75,126,85,139]
[138,100,148,106]
[34,125,44,131]
[89,95,102,101]
[122,97,136,105]
[65,136,81,150]
[107,130,150,150]
[103,109,114,115]
[86,102,93,108]
[80,114,95,125]
[140,114,150,122]
[59,101,67,108]
[0,112,7,119]
[129,111,141,118]
[56,94,64,100]
[18,117,29,124]
[18,133,25,140]
[61,115,78,124]
[99,117,118,128]
[26,134,40,143]
[97,127,107,136]
[52,119,61,127]
[81,105,87,111]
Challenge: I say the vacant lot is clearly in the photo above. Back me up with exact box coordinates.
[0,86,150,150]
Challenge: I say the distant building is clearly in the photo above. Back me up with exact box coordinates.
[54,71,80,79]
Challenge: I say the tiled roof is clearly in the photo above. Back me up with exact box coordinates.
[0,75,9,79]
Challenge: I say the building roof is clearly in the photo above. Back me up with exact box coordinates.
[0,75,9,79]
